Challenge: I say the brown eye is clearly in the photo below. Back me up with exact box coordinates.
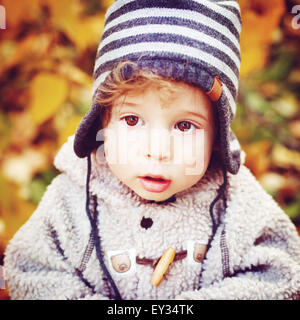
[176,121,194,132]
[124,115,139,126]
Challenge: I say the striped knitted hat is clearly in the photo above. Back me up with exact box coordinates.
[74,0,242,174]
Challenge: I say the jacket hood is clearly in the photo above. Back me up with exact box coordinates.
[54,135,88,188]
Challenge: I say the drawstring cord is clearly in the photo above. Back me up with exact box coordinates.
[209,166,228,235]
[85,154,122,300]
[203,166,229,284]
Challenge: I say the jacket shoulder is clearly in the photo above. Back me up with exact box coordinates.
[25,173,87,225]
[224,163,300,244]
[5,173,91,269]
[225,165,299,245]
[227,165,284,217]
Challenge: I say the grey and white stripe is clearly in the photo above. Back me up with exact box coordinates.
[93,1,241,110]
[100,9,241,51]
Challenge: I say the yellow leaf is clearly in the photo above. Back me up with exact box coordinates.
[272,93,299,118]
[0,218,5,238]
[64,14,105,51]
[244,140,272,177]
[46,0,82,31]
[240,47,266,78]
[29,73,69,124]
[46,0,105,51]
[272,145,300,170]
[289,120,300,139]
[102,0,115,10]
[259,172,286,194]
[58,115,83,147]
[0,35,37,73]
[59,63,93,87]
[2,149,48,185]
[239,0,285,77]
[3,197,36,243]
[2,0,40,27]
[9,112,38,148]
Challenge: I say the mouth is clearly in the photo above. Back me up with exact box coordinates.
[138,175,171,193]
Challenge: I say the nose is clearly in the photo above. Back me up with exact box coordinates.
[145,151,169,162]
[143,129,173,163]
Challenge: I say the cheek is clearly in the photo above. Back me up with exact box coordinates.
[103,123,122,164]
[108,163,129,181]
[203,128,215,160]
[173,130,206,159]
[173,129,213,176]
[104,123,144,165]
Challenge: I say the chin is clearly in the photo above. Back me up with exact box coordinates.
[135,189,173,202]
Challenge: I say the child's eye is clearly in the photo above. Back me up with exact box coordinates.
[121,115,141,127]
[175,121,197,132]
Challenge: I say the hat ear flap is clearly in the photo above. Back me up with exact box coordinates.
[214,92,241,175]
[74,103,103,158]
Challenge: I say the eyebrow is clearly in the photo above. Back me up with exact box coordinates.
[119,102,208,121]
[183,111,208,122]
[121,102,139,107]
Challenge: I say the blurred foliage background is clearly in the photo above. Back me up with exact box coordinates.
[0,0,300,299]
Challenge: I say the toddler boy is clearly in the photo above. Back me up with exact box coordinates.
[4,0,300,300]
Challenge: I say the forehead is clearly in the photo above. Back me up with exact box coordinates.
[113,81,212,115]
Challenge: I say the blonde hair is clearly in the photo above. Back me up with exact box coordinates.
[95,60,183,128]
[95,60,221,164]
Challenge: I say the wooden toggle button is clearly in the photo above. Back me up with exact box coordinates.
[151,247,176,286]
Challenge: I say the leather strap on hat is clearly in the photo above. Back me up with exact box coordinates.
[206,76,223,102]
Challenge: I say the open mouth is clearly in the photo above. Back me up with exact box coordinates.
[138,175,171,193]
[144,176,167,182]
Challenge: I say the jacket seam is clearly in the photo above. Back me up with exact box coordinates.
[46,221,97,295]
[220,226,230,278]
[78,194,98,273]
[78,232,95,273]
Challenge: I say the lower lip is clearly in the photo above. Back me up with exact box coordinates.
[138,177,171,193]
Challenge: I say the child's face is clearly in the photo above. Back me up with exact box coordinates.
[102,81,215,202]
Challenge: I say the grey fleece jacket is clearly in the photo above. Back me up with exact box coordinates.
[4,135,300,300]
